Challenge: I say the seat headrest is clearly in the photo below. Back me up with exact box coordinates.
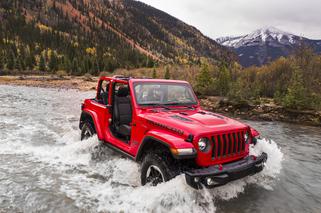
[117,87,129,97]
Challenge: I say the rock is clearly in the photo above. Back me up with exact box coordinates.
[258,113,274,121]
[18,76,26,80]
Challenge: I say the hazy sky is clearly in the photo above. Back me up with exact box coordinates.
[139,0,321,40]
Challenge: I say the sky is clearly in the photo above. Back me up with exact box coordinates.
[138,0,321,40]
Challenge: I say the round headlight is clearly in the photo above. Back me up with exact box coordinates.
[244,132,250,144]
[198,137,209,152]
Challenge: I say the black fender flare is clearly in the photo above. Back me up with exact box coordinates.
[135,136,197,161]
[79,111,96,132]
[135,136,172,162]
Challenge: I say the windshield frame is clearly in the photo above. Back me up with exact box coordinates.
[132,81,199,107]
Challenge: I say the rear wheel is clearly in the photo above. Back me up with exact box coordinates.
[81,121,95,140]
[141,152,179,186]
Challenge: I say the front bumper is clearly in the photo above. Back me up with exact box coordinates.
[185,152,268,189]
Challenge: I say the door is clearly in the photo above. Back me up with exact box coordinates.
[107,81,133,153]
[94,79,112,140]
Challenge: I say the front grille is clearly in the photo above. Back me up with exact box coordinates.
[211,131,246,159]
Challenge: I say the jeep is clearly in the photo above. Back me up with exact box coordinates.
[79,76,267,189]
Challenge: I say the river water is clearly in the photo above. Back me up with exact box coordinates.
[0,85,320,213]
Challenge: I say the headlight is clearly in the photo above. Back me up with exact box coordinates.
[244,132,250,144]
[198,137,210,152]
[252,135,259,145]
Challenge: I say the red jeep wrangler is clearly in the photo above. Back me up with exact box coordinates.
[79,76,267,189]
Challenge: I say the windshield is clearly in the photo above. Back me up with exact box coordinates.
[134,82,197,106]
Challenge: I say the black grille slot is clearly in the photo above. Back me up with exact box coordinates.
[228,134,233,155]
[237,132,242,152]
[217,136,221,157]
[211,136,216,159]
[222,134,227,156]
[233,133,237,153]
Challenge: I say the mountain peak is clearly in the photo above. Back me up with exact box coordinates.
[255,26,289,35]
[217,27,298,48]
[247,26,294,42]
[216,26,321,67]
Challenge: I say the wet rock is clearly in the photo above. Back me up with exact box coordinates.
[200,96,321,126]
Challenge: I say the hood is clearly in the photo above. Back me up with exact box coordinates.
[142,109,248,136]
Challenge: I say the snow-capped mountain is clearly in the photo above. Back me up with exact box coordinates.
[217,27,321,67]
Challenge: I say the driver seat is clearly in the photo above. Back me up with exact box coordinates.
[113,87,132,138]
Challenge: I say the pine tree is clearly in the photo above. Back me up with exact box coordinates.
[195,63,214,95]
[283,67,308,109]
[0,54,3,69]
[164,66,170,79]
[71,58,79,75]
[15,57,25,71]
[62,57,72,73]
[39,55,46,71]
[48,52,58,72]
[146,57,154,67]
[216,65,231,96]
[25,54,35,70]
[152,68,157,78]
[7,52,15,70]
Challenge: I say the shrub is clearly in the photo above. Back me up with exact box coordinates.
[83,73,93,81]
[99,71,110,77]
[56,70,67,79]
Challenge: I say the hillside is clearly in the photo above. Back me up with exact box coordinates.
[0,0,235,75]
[217,27,321,67]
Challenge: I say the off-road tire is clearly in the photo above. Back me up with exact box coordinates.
[81,121,96,141]
[141,152,179,186]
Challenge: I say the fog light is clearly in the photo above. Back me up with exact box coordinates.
[194,177,200,183]
[206,177,216,186]
[170,148,195,155]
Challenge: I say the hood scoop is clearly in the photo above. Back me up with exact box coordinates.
[170,115,193,122]
[197,111,225,120]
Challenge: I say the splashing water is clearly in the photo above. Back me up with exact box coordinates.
[0,85,289,213]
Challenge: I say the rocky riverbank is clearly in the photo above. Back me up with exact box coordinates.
[201,96,321,126]
[1,75,320,126]
[0,75,97,91]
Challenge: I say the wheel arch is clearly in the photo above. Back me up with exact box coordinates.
[80,111,94,129]
[79,110,102,139]
[136,136,172,162]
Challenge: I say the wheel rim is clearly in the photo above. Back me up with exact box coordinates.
[83,126,93,139]
[146,165,165,186]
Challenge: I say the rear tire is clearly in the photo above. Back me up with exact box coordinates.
[81,121,95,141]
[141,152,179,186]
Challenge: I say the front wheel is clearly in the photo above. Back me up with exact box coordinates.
[141,153,179,186]
[81,121,95,140]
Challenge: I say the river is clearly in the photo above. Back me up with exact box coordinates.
[0,85,320,213]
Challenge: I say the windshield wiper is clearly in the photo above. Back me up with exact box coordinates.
[141,103,171,110]
[164,103,197,110]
